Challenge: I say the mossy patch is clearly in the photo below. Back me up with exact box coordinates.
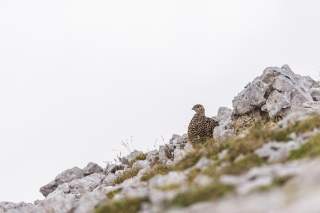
[141,164,171,182]
[201,154,264,178]
[221,154,264,175]
[95,197,148,213]
[107,188,122,199]
[168,183,233,207]
[155,184,181,191]
[289,133,320,160]
[257,176,293,192]
[187,168,202,183]
[113,168,140,185]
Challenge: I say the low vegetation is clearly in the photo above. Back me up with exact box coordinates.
[95,198,148,213]
[128,153,147,167]
[168,183,233,207]
[289,133,320,160]
[141,164,171,181]
[107,188,122,199]
[113,168,140,185]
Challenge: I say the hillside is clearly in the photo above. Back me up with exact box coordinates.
[2,65,320,213]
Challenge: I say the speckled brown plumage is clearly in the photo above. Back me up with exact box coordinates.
[188,104,218,143]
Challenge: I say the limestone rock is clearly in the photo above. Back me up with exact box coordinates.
[40,167,84,197]
[233,65,319,118]
[83,162,103,176]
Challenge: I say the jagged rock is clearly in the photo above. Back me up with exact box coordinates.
[40,167,84,197]
[83,162,103,176]
[55,167,84,185]
[68,173,105,197]
[233,65,319,118]
[40,181,58,198]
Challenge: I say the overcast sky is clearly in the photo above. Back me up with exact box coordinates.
[0,0,320,202]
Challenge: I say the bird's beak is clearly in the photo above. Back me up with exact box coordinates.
[192,106,196,111]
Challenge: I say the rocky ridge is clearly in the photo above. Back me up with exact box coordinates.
[2,65,320,213]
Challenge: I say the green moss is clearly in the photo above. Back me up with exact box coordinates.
[169,183,233,207]
[107,188,122,199]
[221,154,264,175]
[289,134,320,160]
[155,184,181,191]
[257,176,292,192]
[113,168,140,185]
[140,164,171,182]
[269,115,320,142]
[187,168,202,183]
[95,198,147,213]
[226,127,267,161]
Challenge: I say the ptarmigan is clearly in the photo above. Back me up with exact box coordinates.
[188,104,218,144]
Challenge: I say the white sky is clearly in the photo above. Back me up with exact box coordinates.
[0,0,320,202]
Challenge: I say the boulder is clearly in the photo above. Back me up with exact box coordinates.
[233,65,319,118]
[40,167,84,197]
[83,162,103,176]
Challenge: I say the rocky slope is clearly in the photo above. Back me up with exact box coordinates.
[2,65,320,213]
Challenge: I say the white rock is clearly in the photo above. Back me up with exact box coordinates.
[214,107,235,140]
[83,162,103,176]
[73,187,108,213]
[68,173,105,196]
[233,65,319,118]
[255,141,301,163]
[150,172,186,189]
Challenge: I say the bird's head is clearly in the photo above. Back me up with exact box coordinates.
[192,104,205,115]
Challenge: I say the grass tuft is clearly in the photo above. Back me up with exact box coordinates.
[169,183,233,207]
[141,164,171,182]
[113,168,140,185]
[107,188,122,199]
[95,198,148,213]
[289,133,320,160]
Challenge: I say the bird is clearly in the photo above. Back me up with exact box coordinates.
[188,104,219,144]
